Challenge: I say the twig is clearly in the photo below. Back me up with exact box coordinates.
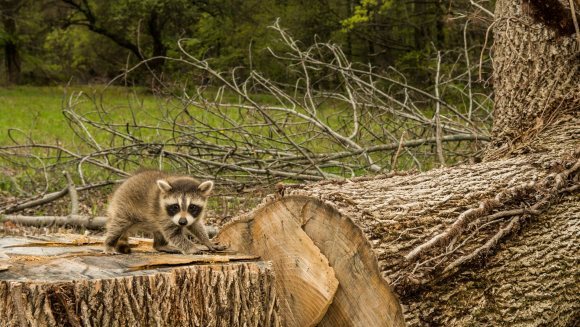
[467,208,539,230]
[442,215,522,274]
[441,157,579,272]
[433,49,446,167]
[1,25,492,190]
[463,20,474,120]
[0,180,120,215]
[390,131,406,172]
[470,0,494,18]
[479,21,497,81]
[569,0,580,50]
[405,168,557,261]
[1,188,69,215]
[63,171,79,216]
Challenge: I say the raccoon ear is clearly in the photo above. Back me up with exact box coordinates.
[156,179,172,193]
[198,181,214,196]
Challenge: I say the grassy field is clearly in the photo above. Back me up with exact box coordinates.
[0,86,161,146]
[0,85,330,217]
[0,85,362,156]
[0,85,345,146]
[0,85,352,183]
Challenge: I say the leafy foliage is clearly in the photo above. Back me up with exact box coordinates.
[0,0,494,87]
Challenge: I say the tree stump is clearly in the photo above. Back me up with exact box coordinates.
[0,235,281,326]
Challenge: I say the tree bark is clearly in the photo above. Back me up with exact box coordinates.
[146,8,167,73]
[489,0,579,155]
[216,1,580,322]
[0,236,281,326]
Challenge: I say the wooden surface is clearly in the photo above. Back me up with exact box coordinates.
[217,198,405,327]
[0,235,281,326]
[217,201,339,327]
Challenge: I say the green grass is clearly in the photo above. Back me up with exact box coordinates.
[0,85,161,146]
[0,85,166,193]
[0,86,68,145]
[0,85,373,152]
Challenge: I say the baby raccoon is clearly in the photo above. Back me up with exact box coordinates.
[104,170,226,254]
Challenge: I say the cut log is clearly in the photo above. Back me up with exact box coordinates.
[0,235,281,326]
[217,197,406,327]
[216,118,579,326]
[217,200,340,327]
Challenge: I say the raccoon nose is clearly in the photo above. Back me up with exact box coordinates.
[178,217,188,226]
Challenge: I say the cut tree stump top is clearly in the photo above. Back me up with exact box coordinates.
[0,234,260,281]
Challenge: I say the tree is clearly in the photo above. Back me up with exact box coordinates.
[214,0,579,325]
[0,0,23,83]
[1,0,494,85]
[489,0,580,152]
[58,0,207,74]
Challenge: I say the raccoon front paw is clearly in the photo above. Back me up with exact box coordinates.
[103,246,122,255]
[103,244,131,254]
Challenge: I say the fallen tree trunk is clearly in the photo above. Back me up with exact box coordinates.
[216,118,579,326]
[1,215,220,238]
[1,215,107,230]
[0,180,120,215]
[0,235,281,326]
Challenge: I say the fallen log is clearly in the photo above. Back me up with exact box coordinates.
[0,180,120,215]
[1,215,219,238]
[0,235,281,326]
[216,118,579,326]
[1,215,107,230]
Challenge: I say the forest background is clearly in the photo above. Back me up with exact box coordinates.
[1,0,493,87]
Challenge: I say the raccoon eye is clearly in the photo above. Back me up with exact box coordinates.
[166,204,180,216]
[188,204,201,216]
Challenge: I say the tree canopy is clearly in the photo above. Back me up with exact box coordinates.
[0,0,493,86]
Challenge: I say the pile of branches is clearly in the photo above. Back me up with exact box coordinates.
[0,22,492,215]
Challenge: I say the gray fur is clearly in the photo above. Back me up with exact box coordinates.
[104,170,226,254]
